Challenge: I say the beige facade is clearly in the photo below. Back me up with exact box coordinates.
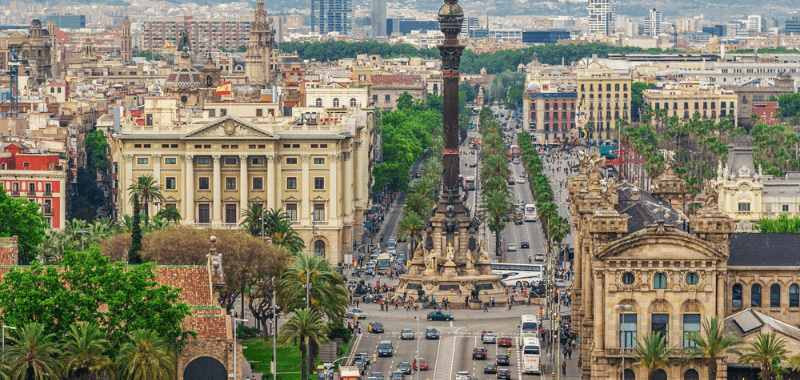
[107,96,375,263]
[576,61,632,141]
[371,75,427,111]
[643,82,738,126]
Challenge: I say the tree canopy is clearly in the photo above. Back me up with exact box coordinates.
[0,187,48,264]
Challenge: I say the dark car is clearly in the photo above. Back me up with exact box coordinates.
[472,347,487,360]
[369,322,384,333]
[391,371,405,380]
[426,328,440,340]
[497,354,510,366]
[498,336,512,347]
[356,353,371,365]
[427,311,454,321]
[484,363,497,374]
[371,373,384,380]
[520,241,530,249]
[355,361,366,375]
[398,362,411,375]
[497,369,511,380]
[378,340,393,357]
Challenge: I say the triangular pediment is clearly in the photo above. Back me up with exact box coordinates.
[196,196,212,202]
[181,115,278,140]
[283,195,299,202]
[223,196,239,202]
[597,227,726,261]
[249,196,266,202]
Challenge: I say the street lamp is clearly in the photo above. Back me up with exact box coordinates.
[615,304,634,380]
[2,325,16,362]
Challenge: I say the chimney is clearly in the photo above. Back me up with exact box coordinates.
[631,188,640,201]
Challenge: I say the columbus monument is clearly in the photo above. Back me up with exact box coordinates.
[396,0,504,308]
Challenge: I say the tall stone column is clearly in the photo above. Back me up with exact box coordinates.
[593,271,605,352]
[212,155,222,226]
[239,154,248,222]
[437,0,465,196]
[185,155,194,224]
[123,155,133,216]
[329,154,339,224]
[267,155,276,210]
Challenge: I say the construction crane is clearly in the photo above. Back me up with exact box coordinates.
[8,47,20,118]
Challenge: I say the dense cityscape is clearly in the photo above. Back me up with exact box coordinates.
[1,0,800,379]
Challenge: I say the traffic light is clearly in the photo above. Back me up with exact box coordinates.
[538,310,543,319]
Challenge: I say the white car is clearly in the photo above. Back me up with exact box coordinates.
[517,177,525,184]
[482,333,497,344]
[555,279,567,288]
[345,308,367,319]
[456,371,471,380]
[534,253,545,262]
[507,243,517,252]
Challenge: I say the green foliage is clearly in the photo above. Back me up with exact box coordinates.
[631,82,656,122]
[0,248,193,352]
[755,214,800,233]
[632,332,676,379]
[738,332,788,380]
[130,197,143,264]
[280,40,439,62]
[116,329,176,380]
[488,70,525,104]
[4,322,62,380]
[777,92,800,120]
[505,83,525,110]
[682,316,743,380]
[236,323,263,339]
[134,50,163,61]
[279,309,330,380]
[728,47,800,55]
[0,187,48,264]
[459,82,478,103]
[85,129,110,172]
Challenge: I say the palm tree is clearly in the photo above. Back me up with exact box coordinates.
[404,193,433,218]
[398,211,425,253]
[127,175,164,217]
[37,233,70,264]
[4,322,62,380]
[61,323,112,380]
[240,203,264,236]
[479,189,515,256]
[632,332,675,380]
[481,154,511,181]
[277,253,348,322]
[116,329,175,380]
[270,222,305,254]
[156,206,181,225]
[262,208,292,237]
[738,332,788,380]
[548,216,571,264]
[279,309,330,380]
[682,316,744,380]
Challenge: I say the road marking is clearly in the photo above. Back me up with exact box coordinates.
[433,336,456,380]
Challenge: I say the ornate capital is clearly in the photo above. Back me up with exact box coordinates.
[301,154,310,163]
[239,154,248,161]
[266,155,275,163]
[152,154,161,159]
[123,154,133,163]
[212,155,221,163]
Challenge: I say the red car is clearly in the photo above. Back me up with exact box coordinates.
[413,358,429,371]
[498,336,512,347]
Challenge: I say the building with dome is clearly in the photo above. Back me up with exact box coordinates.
[163,31,222,108]
[1,19,53,84]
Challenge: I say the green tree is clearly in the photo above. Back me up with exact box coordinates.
[632,332,676,380]
[277,253,348,322]
[738,332,788,380]
[755,214,800,233]
[84,130,110,172]
[682,316,744,380]
[631,82,656,122]
[156,206,181,225]
[398,211,425,253]
[0,188,48,264]
[278,309,330,380]
[479,189,515,256]
[127,175,164,217]
[777,92,800,120]
[548,216,571,262]
[4,322,62,380]
[129,197,143,264]
[240,203,265,236]
[61,323,112,380]
[116,329,175,380]
[504,83,525,110]
[269,221,305,254]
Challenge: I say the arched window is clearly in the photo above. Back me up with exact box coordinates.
[57,87,61,93]
[315,98,323,107]
[333,98,340,107]
[621,369,635,380]
[752,284,762,307]
[684,369,699,380]
[350,98,357,107]
[732,284,743,307]
[654,370,667,380]
[314,240,326,257]
[790,284,799,307]
[771,284,781,307]
[654,273,667,289]
[50,87,54,93]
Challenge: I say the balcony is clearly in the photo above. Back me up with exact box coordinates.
[44,190,52,197]
[11,190,19,196]
[43,206,52,215]
[605,348,636,357]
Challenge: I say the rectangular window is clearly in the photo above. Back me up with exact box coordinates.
[249,145,257,149]
[162,144,169,148]
[195,144,202,149]
[311,144,318,148]
[137,157,149,165]
[738,203,751,212]
[652,314,669,344]
[256,108,263,117]
[620,314,637,349]
[198,177,210,190]
[782,205,789,212]
[165,177,176,190]
[29,183,36,194]
[287,177,297,190]
[314,177,325,190]
[197,157,210,165]
[45,183,52,194]
[225,177,236,190]
[293,144,300,148]
[683,314,701,347]
[209,109,215,116]
[252,177,263,190]
[313,157,325,165]
[385,95,391,103]
[313,203,325,221]
[225,204,237,224]
[220,109,227,116]
[225,157,236,165]
[258,145,266,149]
[171,144,178,149]
[252,157,264,165]
[286,157,298,165]
[204,145,211,149]
[286,204,298,221]
[165,157,177,165]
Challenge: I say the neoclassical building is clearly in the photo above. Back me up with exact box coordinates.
[103,96,374,263]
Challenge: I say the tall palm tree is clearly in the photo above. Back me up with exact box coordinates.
[277,253,348,322]
[156,206,181,225]
[278,309,330,380]
[262,208,292,237]
[633,332,675,380]
[116,329,175,380]
[270,222,305,254]
[61,323,112,380]
[479,189,515,256]
[4,322,62,380]
[682,316,744,380]
[127,175,164,217]
[481,154,511,181]
[738,332,788,380]
[548,216,571,263]
[398,211,425,254]
[240,203,264,236]
[404,193,433,218]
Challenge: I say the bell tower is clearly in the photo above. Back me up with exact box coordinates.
[121,16,132,63]
[245,0,276,87]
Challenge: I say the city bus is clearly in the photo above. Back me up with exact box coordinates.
[490,263,544,288]
[524,204,538,222]
[521,337,542,374]
[519,315,539,338]
[376,253,392,275]
[465,176,475,190]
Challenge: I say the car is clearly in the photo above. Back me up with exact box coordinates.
[497,354,510,366]
[378,340,393,357]
[482,333,497,344]
[427,311,454,321]
[400,329,415,340]
[426,328,440,340]
[367,377,377,380]
[484,363,497,374]
[556,279,567,288]
[481,330,493,340]
[534,253,545,261]
[517,177,525,184]
[498,336,512,347]
[345,308,367,319]
[390,371,405,380]
[354,361,366,375]
[472,348,487,360]
[520,241,530,249]
[507,243,517,252]
[397,362,411,375]
[456,371,471,380]
[497,368,511,380]
[413,358,429,371]
[368,322,384,333]
[371,373,384,380]
[508,178,515,185]
[356,353,371,365]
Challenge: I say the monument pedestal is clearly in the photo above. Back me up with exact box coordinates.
[441,261,458,277]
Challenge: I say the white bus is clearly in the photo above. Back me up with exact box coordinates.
[520,315,539,337]
[521,337,542,374]
[490,263,544,288]
[524,204,538,222]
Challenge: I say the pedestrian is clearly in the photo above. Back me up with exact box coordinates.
[563,347,568,359]
[561,361,566,375]
[568,345,573,359]
[491,297,495,307]
[484,302,489,312]
[465,296,469,308]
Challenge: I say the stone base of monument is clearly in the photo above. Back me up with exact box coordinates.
[397,273,506,310]
[468,300,484,310]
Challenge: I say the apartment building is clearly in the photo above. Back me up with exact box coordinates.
[142,18,252,54]
[642,82,738,126]
[0,142,67,230]
[576,60,632,141]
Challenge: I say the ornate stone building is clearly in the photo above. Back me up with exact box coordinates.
[121,16,132,63]
[1,19,53,84]
[245,0,279,87]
